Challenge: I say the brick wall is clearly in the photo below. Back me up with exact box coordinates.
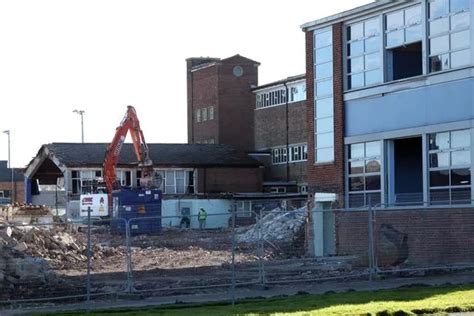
[335,207,474,267]
[197,167,263,193]
[305,23,345,206]
[254,100,307,149]
[0,181,25,203]
[218,56,258,152]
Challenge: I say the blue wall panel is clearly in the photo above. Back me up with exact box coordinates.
[346,79,474,137]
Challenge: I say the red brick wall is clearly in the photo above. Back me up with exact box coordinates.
[218,56,258,152]
[197,167,263,193]
[187,63,220,144]
[306,23,345,206]
[0,181,25,203]
[335,207,474,267]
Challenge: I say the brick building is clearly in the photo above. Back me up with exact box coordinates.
[187,55,309,194]
[0,160,24,204]
[252,75,308,193]
[186,55,259,152]
[301,0,474,261]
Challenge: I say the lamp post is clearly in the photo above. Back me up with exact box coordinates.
[73,109,85,143]
[2,130,13,204]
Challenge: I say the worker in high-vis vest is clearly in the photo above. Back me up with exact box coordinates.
[198,208,207,229]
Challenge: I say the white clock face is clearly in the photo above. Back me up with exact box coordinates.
[233,66,243,77]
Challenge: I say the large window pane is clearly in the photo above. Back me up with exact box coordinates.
[405,25,422,43]
[430,35,450,55]
[430,170,450,186]
[349,194,365,208]
[365,141,381,157]
[451,0,470,13]
[349,160,364,174]
[451,129,471,147]
[349,143,365,159]
[430,17,449,36]
[429,132,450,150]
[350,73,364,89]
[315,98,333,118]
[350,176,364,191]
[315,62,333,79]
[451,12,470,30]
[387,29,404,47]
[452,187,471,203]
[366,159,381,173]
[365,37,379,53]
[317,132,334,148]
[451,30,470,50]
[451,150,471,165]
[430,152,450,168]
[365,69,381,85]
[430,0,449,19]
[315,30,332,48]
[316,147,334,162]
[316,117,333,133]
[315,46,332,64]
[386,10,403,30]
[316,79,333,97]
[451,49,471,67]
[348,56,364,73]
[348,41,364,56]
[365,175,381,190]
[405,5,422,25]
[451,168,471,185]
[348,23,363,41]
[364,18,380,36]
[430,54,450,71]
[430,188,450,204]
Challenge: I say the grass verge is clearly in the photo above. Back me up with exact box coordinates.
[46,283,474,316]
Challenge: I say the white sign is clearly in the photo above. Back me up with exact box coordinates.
[80,194,109,217]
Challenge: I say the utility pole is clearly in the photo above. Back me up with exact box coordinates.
[2,130,13,204]
[73,109,85,143]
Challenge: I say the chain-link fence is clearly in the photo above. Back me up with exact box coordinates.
[1,200,473,312]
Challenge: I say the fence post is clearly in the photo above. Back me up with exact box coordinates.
[230,199,236,306]
[86,206,92,310]
[126,218,133,294]
[258,208,266,288]
[367,203,376,282]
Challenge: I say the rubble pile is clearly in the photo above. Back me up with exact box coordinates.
[237,206,308,244]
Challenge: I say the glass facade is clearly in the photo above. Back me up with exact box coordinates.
[314,27,335,163]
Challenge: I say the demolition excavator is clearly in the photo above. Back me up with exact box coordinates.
[80,106,161,217]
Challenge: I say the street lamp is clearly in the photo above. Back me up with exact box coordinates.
[2,130,13,204]
[73,109,85,143]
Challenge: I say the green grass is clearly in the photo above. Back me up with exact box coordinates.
[47,284,474,316]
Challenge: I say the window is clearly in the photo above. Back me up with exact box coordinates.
[429,0,470,72]
[429,129,471,204]
[314,27,335,163]
[270,187,287,193]
[208,106,214,120]
[347,17,382,89]
[116,170,131,187]
[202,107,208,121]
[71,169,102,194]
[208,138,215,144]
[237,201,252,217]
[288,82,306,103]
[163,170,188,194]
[256,88,287,109]
[385,5,423,81]
[71,170,81,194]
[196,109,201,123]
[0,190,11,198]
[272,144,307,165]
[347,141,382,207]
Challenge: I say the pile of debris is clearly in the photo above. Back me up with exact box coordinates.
[237,206,308,245]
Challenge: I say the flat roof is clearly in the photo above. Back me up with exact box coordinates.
[252,74,305,91]
[300,0,400,31]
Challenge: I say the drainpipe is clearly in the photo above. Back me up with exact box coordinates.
[283,82,290,184]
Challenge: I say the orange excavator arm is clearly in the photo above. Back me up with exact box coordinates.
[103,106,156,203]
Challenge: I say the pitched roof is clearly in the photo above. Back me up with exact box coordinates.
[0,161,23,182]
[43,143,262,168]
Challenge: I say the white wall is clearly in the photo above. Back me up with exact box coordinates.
[162,199,232,229]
